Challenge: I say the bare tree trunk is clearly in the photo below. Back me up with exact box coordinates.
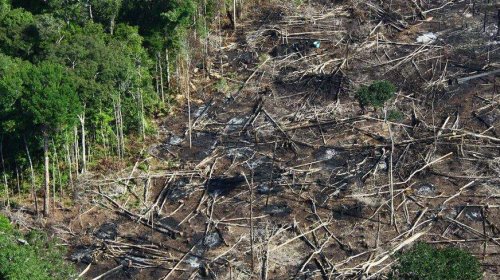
[74,126,80,174]
[137,68,146,140]
[0,138,10,210]
[139,90,146,140]
[158,52,165,103]
[165,49,171,91]
[15,165,20,197]
[43,134,50,217]
[110,16,115,35]
[99,113,108,158]
[186,52,192,149]
[52,140,63,201]
[65,139,73,192]
[88,1,93,20]
[52,152,56,211]
[233,0,237,29]
[87,134,92,167]
[155,54,161,101]
[114,95,125,158]
[113,99,121,158]
[118,95,125,157]
[79,112,87,174]
[203,0,209,78]
[24,137,38,215]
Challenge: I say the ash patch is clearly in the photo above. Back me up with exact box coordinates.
[70,246,95,264]
[168,135,183,145]
[315,148,348,169]
[225,117,248,132]
[333,203,365,220]
[167,178,192,202]
[94,222,118,240]
[207,176,245,196]
[458,206,483,222]
[263,203,292,217]
[227,147,254,160]
[256,182,283,195]
[477,109,499,127]
[270,40,319,57]
[179,132,218,161]
[186,231,224,268]
[414,183,436,196]
[157,217,180,231]
[203,231,223,249]
[248,156,281,180]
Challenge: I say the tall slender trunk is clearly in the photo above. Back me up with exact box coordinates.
[79,112,86,174]
[233,0,237,30]
[186,55,192,149]
[0,138,10,210]
[155,54,161,101]
[52,153,56,211]
[15,165,20,197]
[114,95,125,158]
[137,69,146,140]
[158,52,165,103]
[74,126,79,174]
[203,0,209,78]
[165,49,171,90]
[43,134,50,217]
[110,16,115,35]
[175,54,180,93]
[139,91,146,140]
[119,96,125,157]
[65,136,73,192]
[24,137,38,215]
[87,135,91,167]
[114,99,121,159]
[98,111,108,158]
[52,140,63,200]
[88,1,93,20]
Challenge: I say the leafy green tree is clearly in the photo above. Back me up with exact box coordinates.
[91,0,122,34]
[21,62,81,216]
[161,0,197,51]
[33,13,65,56]
[0,54,25,134]
[356,80,396,108]
[47,0,90,24]
[0,54,28,204]
[389,242,482,280]
[0,5,36,59]
[0,0,10,18]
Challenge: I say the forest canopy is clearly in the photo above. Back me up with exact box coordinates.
[0,0,223,216]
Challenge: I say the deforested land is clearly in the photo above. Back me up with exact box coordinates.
[0,0,499,279]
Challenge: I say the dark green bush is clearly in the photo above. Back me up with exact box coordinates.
[357,80,396,108]
[387,109,404,122]
[389,242,482,280]
[0,214,75,280]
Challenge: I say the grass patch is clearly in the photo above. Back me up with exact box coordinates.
[389,242,482,280]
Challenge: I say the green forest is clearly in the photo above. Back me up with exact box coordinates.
[0,0,224,216]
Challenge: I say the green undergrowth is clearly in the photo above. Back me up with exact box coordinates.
[389,242,482,280]
[357,80,396,108]
[0,214,75,280]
